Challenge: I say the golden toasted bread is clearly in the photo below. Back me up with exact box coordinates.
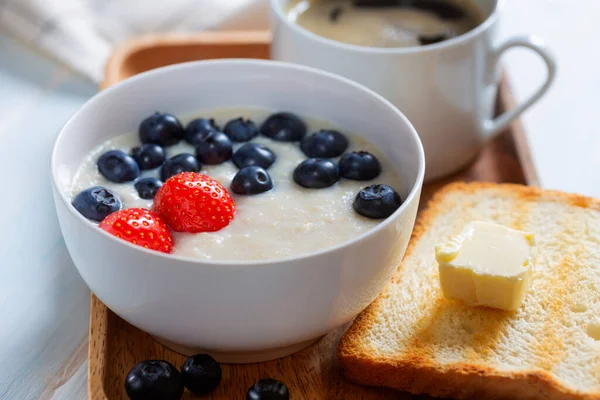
[338,182,600,400]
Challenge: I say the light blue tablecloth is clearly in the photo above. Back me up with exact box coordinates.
[0,32,95,400]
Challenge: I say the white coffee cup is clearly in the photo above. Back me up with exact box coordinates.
[269,0,556,181]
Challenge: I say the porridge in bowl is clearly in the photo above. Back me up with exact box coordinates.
[70,108,403,261]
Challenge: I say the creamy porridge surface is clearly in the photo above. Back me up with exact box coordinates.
[70,108,402,261]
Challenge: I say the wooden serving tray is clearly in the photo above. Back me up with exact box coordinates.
[90,31,537,400]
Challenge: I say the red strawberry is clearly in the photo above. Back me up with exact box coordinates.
[99,208,174,253]
[153,172,236,233]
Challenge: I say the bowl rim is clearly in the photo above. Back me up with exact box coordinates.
[51,59,425,267]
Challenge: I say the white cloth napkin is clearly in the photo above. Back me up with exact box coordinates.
[0,0,269,82]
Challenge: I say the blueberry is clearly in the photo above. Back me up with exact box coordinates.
[139,112,185,147]
[232,143,276,170]
[97,150,140,183]
[353,184,402,219]
[131,144,166,170]
[72,186,122,222]
[339,151,381,181]
[160,153,200,181]
[293,158,339,189]
[246,379,289,400]
[223,117,259,142]
[195,131,233,165]
[231,166,273,195]
[125,360,183,400]
[185,118,220,145]
[181,354,222,395]
[260,112,307,142]
[300,130,349,158]
[134,177,163,199]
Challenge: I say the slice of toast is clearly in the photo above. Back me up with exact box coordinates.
[338,182,600,400]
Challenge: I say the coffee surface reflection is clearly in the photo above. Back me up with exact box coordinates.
[287,0,484,48]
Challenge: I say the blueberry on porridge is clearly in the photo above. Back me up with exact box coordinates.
[97,150,140,183]
[70,108,404,260]
[353,184,403,219]
[134,177,163,200]
[223,117,259,142]
[293,158,340,189]
[71,186,122,222]
[300,129,349,158]
[184,118,220,146]
[131,144,166,170]
[260,112,307,142]
[139,112,185,146]
[194,131,233,165]
[160,153,200,181]
[231,166,274,195]
[232,143,277,170]
[339,150,381,180]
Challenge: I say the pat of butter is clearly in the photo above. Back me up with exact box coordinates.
[435,221,535,311]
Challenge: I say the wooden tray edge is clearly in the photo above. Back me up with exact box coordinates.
[89,295,109,399]
[497,78,540,186]
[102,31,272,90]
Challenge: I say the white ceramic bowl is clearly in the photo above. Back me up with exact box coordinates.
[51,59,425,363]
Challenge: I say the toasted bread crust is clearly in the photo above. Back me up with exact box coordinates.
[338,182,600,400]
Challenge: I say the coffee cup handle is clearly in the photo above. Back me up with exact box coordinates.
[482,36,557,138]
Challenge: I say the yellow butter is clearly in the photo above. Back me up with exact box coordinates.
[435,221,535,311]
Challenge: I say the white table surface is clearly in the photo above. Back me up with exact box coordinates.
[0,1,594,399]
[498,0,600,196]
